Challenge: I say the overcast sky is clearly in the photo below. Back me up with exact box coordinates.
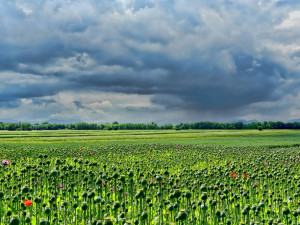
[1,0,300,124]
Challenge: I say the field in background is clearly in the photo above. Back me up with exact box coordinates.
[0,129,300,147]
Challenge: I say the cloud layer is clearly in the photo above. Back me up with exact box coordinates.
[1,0,300,123]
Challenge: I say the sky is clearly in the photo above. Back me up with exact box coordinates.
[0,0,300,124]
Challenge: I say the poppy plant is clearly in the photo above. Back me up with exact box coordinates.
[230,172,238,178]
[0,140,299,224]
[2,160,9,166]
[24,199,33,206]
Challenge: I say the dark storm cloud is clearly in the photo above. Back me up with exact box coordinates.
[0,99,21,108]
[32,98,56,105]
[73,101,88,110]
[0,0,300,122]
[125,106,160,112]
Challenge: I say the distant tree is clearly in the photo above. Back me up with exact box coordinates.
[233,122,244,129]
[4,123,19,131]
[21,122,32,130]
[0,122,4,130]
[104,123,113,130]
[174,125,181,130]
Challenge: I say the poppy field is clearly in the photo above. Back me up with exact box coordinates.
[1,143,300,225]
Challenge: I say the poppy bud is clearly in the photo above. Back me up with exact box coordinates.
[119,212,125,219]
[44,207,51,215]
[177,210,188,221]
[21,186,30,194]
[62,201,68,207]
[174,189,181,198]
[168,204,174,212]
[242,210,248,215]
[221,211,226,218]
[39,219,49,225]
[135,189,144,199]
[201,192,208,201]
[201,204,208,211]
[267,218,273,225]
[128,171,134,178]
[258,202,265,209]
[50,170,58,177]
[200,185,207,192]
[112,201,121,210]
[25,217,31,223]
[141,211,148,220]
[244,205,250,212]
[95,196,101,204]
[185,191,192,199]
[113,173,119,179]
[283,208,290,215]
[82,192,88,198]
[34,197,42,204]
[88,191,95,199]
[81,202,88,211]
[140,179,147,186]
[9,215,20,225]
[120,175,126,182]
[155,175,163,182]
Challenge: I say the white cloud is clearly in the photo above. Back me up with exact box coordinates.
[1,0,300,123]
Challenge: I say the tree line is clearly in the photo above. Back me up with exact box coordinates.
[0,121,300,131]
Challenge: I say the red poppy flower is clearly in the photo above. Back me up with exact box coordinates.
[234,174,238,179]
[24,199,33,206]
[243,174,248,178]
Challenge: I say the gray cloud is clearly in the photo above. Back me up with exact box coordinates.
[0,0,300,123]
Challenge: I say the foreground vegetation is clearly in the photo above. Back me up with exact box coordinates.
[1,144,300,225]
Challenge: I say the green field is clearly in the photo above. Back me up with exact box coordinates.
[0,129,300,147]
[1,130,300,224]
